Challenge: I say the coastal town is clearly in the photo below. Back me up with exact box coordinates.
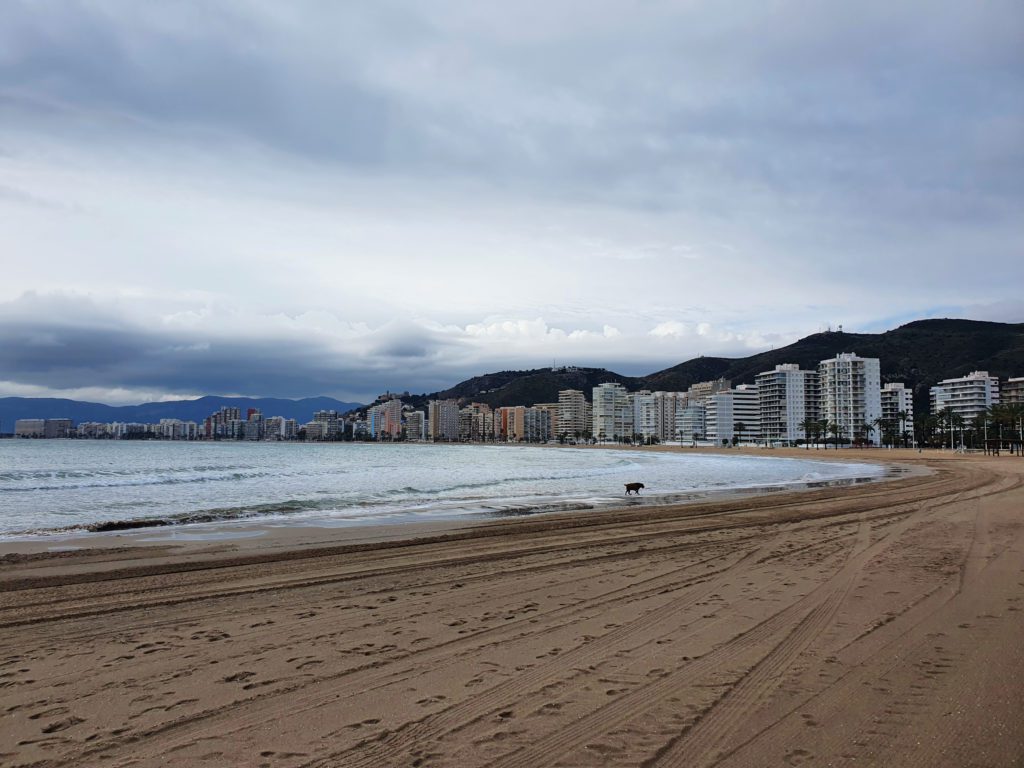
[11,353,1024,450]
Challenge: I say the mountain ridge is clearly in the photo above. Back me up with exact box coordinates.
[3,318,1023,426]
[401,318,1024,413]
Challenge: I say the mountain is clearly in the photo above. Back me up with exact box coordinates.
[411,319,1024,413]
[0,395,363,431]
[4,319,1023,428]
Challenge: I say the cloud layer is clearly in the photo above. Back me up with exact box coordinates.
[1,1,1021,402]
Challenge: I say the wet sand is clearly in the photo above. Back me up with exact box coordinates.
[1,449,1023,766]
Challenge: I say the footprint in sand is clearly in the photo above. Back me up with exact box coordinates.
[42,716,85,734]
[784,748,814,765]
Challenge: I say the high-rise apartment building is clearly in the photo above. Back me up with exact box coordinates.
[632,391,685,442]
[427,399,460,442]
[705,385,760,444]
[819,353,882,445]
[557,389,590,438]
[523,408,551,443]
[675,402,705,443]
[531,403,560,437]
[880,383,914,444]
[930,371,999,422]
[14,418,46,438]
[592,383,633,442]
[404,410,426,441]
[755,364,820,444]
[1003,377,1024,405]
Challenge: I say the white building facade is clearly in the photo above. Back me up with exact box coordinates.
[930,371,999,422]
[592,382,633,442]
[818,354,882,445]
[880,383,914,445]
[755,364,819,444]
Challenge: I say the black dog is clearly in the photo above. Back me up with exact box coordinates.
[624,482,645,495]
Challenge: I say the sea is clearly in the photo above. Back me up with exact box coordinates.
[0,441,885,540]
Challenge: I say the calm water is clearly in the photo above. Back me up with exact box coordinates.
[0,441,884,539]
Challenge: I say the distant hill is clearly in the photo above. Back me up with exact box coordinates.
[406,319,1024,413]
[5,319,1023,428]
[0,395,363,431]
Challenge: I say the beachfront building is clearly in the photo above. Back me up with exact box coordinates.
[704,385,760,444]
[497,406,524,441]
[592,383,633,442]
[532,403,560,438]
[687,378,731,402]
[76,422,111,439]
[404,410,426,441]
[368,397,403,440]
[930,371,1000,422]
[523,407,552,443]
[459,403,495,442]
[704,392,733,445]
[732,384,761,442]
[632,391,657,442]
[1000,377,1024,405]
[819,353,882,445]
[675,402,705,443]
[756,364,819,445]
[427,399,460,442]
[14,418,46,438]
[158,419,199,440]
[633,391,686,443]
[557,389,592,440]
[880,383,914,446]
[311,409,343,440]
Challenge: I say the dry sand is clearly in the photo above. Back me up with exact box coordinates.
[1,448,1023,767]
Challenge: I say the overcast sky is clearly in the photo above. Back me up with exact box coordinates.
[1,1,1022,404]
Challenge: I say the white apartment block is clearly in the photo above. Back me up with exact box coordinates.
[880,383,914,444]
[675,402,706,443]
[930,371,999,422]
[651,391,686,442]
[756,364,819,444]
[704,392,733,444]
[427,399,460,442]
[819,353,882,445]
[705,385,760,444]
[733,384,761,441]
[1000,377,1023,406]
[557,389,591,438]
[633,390,687,442]
[687,378,731,401]
[632,391,657,441]
[592,382,633,442]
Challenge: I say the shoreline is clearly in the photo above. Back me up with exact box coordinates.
[1,450,1022,766]
[0,446,898,557]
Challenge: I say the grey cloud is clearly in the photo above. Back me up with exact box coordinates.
[0,295,495,400]
[4,0,1020,221]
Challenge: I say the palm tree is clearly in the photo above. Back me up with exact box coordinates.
[818,419,831,449]
[799,417,817,449]
[733,421,746,447]
[872,416,888,447]
[860,421,875,448]
[828,422,843,449]
[897,410,910,448]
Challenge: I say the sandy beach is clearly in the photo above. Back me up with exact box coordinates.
[2,448,1023,767]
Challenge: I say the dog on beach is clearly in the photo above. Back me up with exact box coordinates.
[624,482,645,495]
